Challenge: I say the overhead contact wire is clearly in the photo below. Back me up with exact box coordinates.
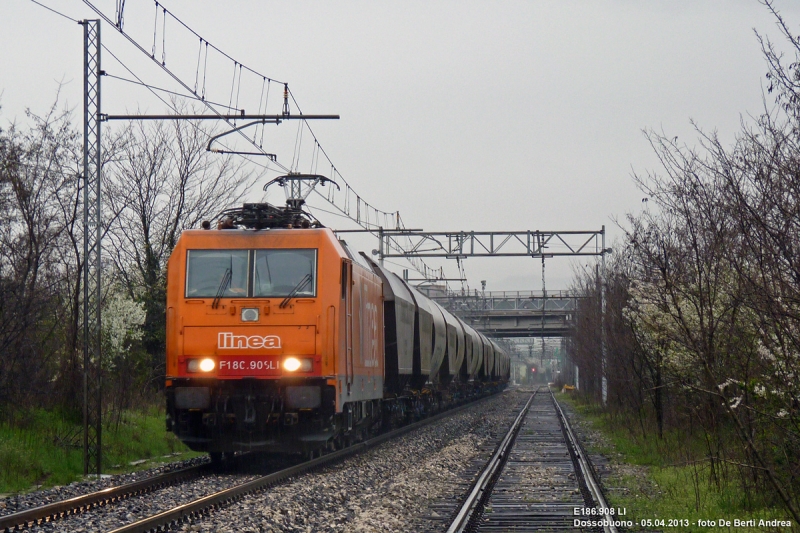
[161,6,166,64]
[234,64,243,117]
[27,0,79,22]
[103,44,288,179]
[149,0,283,84]
[228,62,238,119]
[193,37,202,93]
[82,0,288,169]
[201,41,208,99]
[104,73,239,111]
[86,0,443,280]
[260,80,271,147]
[151,2,158,58]
[254,77,266,143]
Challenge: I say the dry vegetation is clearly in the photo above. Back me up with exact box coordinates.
[568,2,800,523]
[0,98,251,428]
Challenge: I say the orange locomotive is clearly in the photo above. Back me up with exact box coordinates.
[164,200,509,458]
[166,221,384,457]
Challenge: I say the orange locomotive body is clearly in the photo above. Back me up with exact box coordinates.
[165,227,384,455]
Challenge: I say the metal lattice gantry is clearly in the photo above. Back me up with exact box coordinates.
[391,227,611,401]
[82,19,103,477]
[378,229,605,259]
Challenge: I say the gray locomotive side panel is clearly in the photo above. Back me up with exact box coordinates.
[427,299,447,381]
[443,319,457,382]
[491,340,502,379]
[490,338,497,377]
[438,303,464,381]
[363,257,415,378]
[453,316,465,376]
[472,330,483,377]
[404,282,433,384]
[456,317,473,380]
[492,342,502,379]
[481,334,494,379]
[464,323,483,378]
[443,308,458,379]
[391,286,416,376]
[484,336,492,379]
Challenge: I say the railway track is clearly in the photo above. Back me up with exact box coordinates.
[105,393,504,533]
[0,462,209,532]
[445,387,619,532]
[1,391,504,533]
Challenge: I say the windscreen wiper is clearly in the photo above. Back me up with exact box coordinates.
[212,268,232,309]
[279,274,312,308]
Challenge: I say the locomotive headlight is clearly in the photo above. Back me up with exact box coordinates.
[283,357,301,371]
[187,358,216,373]
[283,357,313,372]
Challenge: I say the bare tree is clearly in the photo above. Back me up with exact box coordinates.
[568,6,800,513]
[0,97,83,413]
[103,115,253,382]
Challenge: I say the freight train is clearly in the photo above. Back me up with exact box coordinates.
[164,200,510,460]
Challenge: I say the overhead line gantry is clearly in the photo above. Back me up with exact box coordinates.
[376,229,606,259]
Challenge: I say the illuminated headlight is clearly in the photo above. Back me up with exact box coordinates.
[241,307,259,322]
[187,358,216,373]
[283,357,313,372]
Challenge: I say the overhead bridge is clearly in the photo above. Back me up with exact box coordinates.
[428,290,579,338]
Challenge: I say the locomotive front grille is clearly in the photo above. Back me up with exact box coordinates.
[174,386,211,409]
[285,386,321,409]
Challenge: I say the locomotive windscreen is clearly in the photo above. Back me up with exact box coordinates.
[185,250,249,297]
[185,248,317,298]
[253,249,317,297]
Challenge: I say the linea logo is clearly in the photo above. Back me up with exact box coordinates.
[218,332,282,350]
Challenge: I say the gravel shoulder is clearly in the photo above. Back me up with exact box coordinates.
[174,390,527,533]
[556,392,655,511]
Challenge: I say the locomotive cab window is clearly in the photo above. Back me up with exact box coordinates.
[254,249,317,298]
[186,250,249,298]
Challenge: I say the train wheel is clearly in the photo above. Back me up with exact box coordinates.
[209,451,223,471]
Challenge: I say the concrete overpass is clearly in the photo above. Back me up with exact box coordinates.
[424,289,579,338]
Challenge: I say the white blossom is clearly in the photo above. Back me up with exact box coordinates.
[103,291,146,353]
[718,378,740,392]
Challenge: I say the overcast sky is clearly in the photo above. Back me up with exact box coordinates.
[3,0,800,292]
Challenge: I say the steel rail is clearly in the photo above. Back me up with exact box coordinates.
[550,389,618,533]
[445,390,537,533]
[106,392,505,533]
[0,463,209,532]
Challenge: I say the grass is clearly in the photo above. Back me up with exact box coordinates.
[557,391,797,532]
[0,404,201,495]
